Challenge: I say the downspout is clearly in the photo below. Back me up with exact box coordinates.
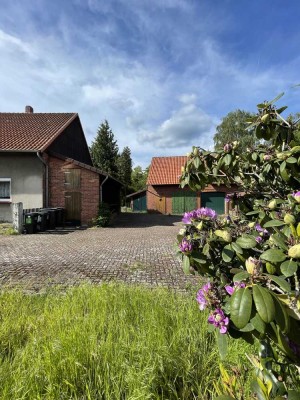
[37,152,49,207]
[100,175,109,203]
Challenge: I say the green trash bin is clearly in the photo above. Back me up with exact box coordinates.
[24,212,38,234]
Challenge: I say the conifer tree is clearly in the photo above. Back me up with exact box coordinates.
[118,146,132,186]
[90,120,119,176]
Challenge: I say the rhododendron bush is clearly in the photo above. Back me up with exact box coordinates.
[178,93,300,399]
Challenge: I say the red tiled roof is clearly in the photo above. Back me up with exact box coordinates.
[0,112,77,151]
[147,156,188,185]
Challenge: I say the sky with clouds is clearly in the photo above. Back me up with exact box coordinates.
[1,0,300,168]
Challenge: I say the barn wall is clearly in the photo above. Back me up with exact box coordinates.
[147,184,234,215]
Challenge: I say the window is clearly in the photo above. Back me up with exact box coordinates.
[0,178,11,202]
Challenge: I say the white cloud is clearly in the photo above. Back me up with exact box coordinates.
[139,103,213,148]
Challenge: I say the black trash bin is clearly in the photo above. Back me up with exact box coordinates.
[24,212,38,234]
[36,210,49,232]
[47,209,57,230]
[55,207,65,227]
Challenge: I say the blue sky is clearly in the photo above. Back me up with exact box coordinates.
[1,0,300,168]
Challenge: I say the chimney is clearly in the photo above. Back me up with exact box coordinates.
[25,105,34,113]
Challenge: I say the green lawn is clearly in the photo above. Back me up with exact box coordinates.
[0,284,254,399]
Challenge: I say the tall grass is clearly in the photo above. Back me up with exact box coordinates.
[0,284,253,399]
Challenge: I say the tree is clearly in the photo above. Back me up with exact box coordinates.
[117,146,132,187]
[214,109,256,152]
[90,120,119,176]
[131,166,149,192]
[179,93,300,398]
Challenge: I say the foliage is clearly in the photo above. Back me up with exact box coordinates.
[117,146,132,187]
[90,120,119,176]
[96,202,111,227]
[131,165,149,192]
[0,223,18,235]
[0,284,254,399]
[178,93,300,399]
[213,109,257,152]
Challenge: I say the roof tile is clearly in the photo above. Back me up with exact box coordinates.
[0,112,77,151]
[147,156,188,185]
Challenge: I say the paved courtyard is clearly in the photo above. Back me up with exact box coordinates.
[0,214,200,291]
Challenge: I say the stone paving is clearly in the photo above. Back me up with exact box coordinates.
[0,214,200,291]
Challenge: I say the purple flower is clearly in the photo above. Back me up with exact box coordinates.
[196,282,212,310]
[182,208,217,224]
[195,207,217,219]
[293,191,300,204]
[208,309,229,334]
[223,143,232,153]
[179,238,193,253]
[225,194,231,203]
[225,282,246,296]
[255,224,268,236]
[255,236,262,243]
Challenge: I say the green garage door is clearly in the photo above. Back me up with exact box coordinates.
[172,191,197,214]
[201,192,225,215]
[133,195,147,212]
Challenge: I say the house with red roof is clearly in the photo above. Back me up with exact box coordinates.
[0,106,121,225]
[145,156,233,215]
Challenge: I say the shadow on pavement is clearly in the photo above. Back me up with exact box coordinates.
[111,213,183,228]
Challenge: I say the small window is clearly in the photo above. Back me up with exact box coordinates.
[0,178,11,202]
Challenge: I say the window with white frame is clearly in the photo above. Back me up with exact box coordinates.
[0,178,11,202]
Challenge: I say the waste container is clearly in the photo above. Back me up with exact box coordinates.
[55,207,65,227]
[24,212,38,234]
[47,209,57,230]
[36,210,49,232]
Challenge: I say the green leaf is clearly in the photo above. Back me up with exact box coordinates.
[230,287,252,329]
[266,274,291,293]
[182,255,190,274]
[224,154,232,166]
[233,271,250,282]
[193,156,200,169]
[288,390,300,400]
[263,220,285,228]
[216,330,228,361]
[253,285,275,323]
[215,396,236,400]
[246,210,260,215]
[280,259,298,277]
[260,249,286,263]
[269,234,288,251]
[231,242,243,254]
[203,243,210,256]
[270,292,290,334]
[250,313,266,334]
[236,235,257,249]
[222,245,235,262]
[268,92,284,105]
[286,157,297,164]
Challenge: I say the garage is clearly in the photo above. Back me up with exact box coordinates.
[201,192,225,215]
[172,191,197,214]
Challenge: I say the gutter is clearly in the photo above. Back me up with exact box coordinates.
[37,152,49,207]
[100,175,109,203]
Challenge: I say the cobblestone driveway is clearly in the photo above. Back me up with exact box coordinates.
[0,214,200,291]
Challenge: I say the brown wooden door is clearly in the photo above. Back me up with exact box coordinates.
[156,196,166,214]
[65,192,81,223]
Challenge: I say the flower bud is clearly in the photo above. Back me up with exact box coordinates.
[266,262,276,274]
[223,143,232,153]
[293,191,300,204]
[193,147,199,156]
[232,141,239,149]
[245,257,258,274]
[181,166,185,173]
[261,114,270,123]
[284,214,296,225]
[263,154,271,161]
[288,244,300,259]
[268,199,277,209]
[248,222,255,228]
[215,229,232,243]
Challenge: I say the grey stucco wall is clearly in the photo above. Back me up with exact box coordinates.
[0,153,44,222]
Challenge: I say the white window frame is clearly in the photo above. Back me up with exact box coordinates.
[0,178,11,202]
